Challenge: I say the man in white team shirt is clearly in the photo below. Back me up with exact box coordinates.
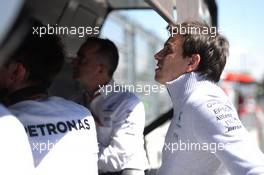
[0,104,34,175]
[154,21,264,175]
[0,19,98,175]
[71,37,149,175]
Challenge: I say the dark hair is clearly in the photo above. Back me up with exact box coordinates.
[9,19,65,88]
[170,21,229,82]
[84,37,119,77]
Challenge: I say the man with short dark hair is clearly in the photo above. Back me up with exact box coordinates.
[155,21,264,175]
[72,37,149,175]
[0,20,98,175]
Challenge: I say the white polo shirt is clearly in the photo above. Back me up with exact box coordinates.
[74,80,149,173]
[157,72,264,175]
[8,97,98,175]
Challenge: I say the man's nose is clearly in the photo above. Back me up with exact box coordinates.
[154,50,162,61]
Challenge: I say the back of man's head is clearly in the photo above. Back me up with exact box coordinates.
[84,37,119,77]
[9,19,65,88]
[170,21,229,82]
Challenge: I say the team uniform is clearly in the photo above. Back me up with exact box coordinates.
[0,104,34,175]
[157,72,264,175]
[8,96,98,175]
[74,80,149,174]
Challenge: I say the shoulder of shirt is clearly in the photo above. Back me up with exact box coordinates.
[50,96,92,113]
[186,82,229,108]
[100,91,143,112]
[9,96,92,116]
[0,105,11,116]
[183,84,237,123]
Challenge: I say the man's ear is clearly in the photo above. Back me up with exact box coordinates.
[186,54,200,72]
[8,62,27,84]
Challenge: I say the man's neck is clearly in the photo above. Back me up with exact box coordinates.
[4,84,48,106]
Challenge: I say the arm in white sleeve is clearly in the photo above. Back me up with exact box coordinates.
[98,101,145,172]
[190,99,264,175]
[0,105,34,175]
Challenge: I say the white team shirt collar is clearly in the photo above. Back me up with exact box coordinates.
[166,72,214,110]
